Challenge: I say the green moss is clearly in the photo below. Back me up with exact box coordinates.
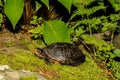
[0,51,110,80]
[58,58,109,80]
[4,42,15,47]
[20,76,38,80]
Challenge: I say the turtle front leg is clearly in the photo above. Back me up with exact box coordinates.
[44,58,52,65]
[45,58,61,65]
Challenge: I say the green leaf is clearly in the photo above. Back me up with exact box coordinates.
[97,0,104,6]
[58,0,73,13]
[43,20,71,45]
[0,14,2,27]
[109,0,120,11]
[4,0,24,29]
[114,4,120,11]
[41,0,49,9]
[109,0,114,5]
[115,0,120,4]
[29,25,43,34]
[114,49,120,57]
[35,1,42,11]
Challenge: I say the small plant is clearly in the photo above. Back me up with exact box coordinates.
[29,16,71,45]
[108,49,120,79]
[29,16,43,39]
[107,60,120,79]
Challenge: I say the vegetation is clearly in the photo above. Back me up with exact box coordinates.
[0,0,120,79]
[20,76,38,80]
[0,51,109,80]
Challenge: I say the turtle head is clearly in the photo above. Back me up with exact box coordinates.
[34,48,46,59]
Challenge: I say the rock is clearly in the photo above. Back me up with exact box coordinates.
[93,33,104,40]
[0,75,4,80]
[18,70,46,80]
[6,71,20,80]
[0,65,10,71]
[0,65,46,80]
[113,34,120,49]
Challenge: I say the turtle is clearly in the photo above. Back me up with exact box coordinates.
[34,42,85,66]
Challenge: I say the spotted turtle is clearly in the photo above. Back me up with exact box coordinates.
[34,43,85,66]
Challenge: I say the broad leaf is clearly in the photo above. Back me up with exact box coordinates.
[114,49,120,57]
[35,1,42,11]
[43,20,71,45]
[41,0,49,9]
[4,0,24,29]
[58,0,73,13]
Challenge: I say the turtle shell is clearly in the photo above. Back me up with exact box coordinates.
[34,42,85,66]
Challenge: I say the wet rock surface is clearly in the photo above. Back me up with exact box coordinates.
[0,65,46,80]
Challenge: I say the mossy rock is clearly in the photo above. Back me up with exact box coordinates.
[0,50,110,80]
